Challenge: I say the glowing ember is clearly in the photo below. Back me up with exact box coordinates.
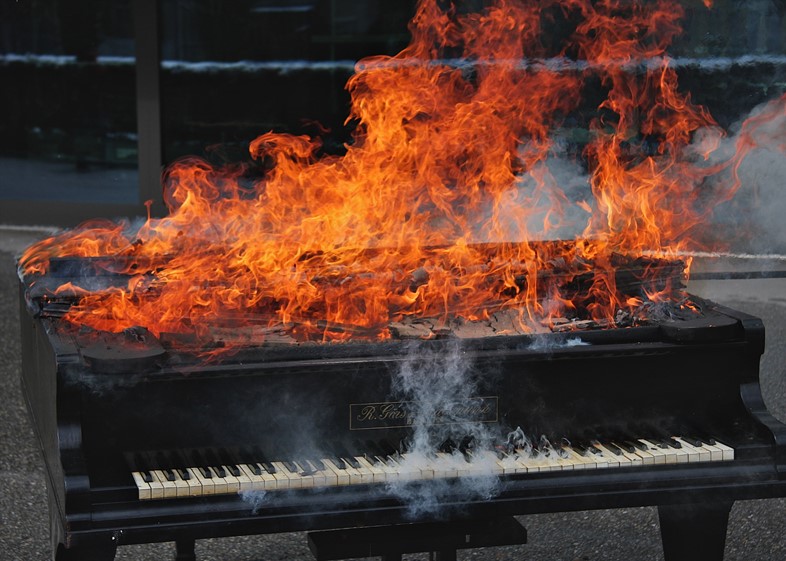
[18,0,786,346]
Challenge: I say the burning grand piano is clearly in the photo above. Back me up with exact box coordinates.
[16,1,786,560]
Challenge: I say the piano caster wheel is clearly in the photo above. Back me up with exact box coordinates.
[175,538,196,561]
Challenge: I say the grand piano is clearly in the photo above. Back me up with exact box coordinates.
[18,254,786,561]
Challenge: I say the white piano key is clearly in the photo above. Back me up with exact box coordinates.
[561,447,594,470]
[152,469,179,499]
[238,464,268,491]
[595,444,629,468]
[233,466,254,492]
[303,461,328,487]
[581,446,608,469]
[316,460,339,486]
[192,467,216,495]
[468,450,506,475]
[147,470,166,499]
[219,466,241,493]
[323,459,351,486]
[671,438,705,462]
[272,461,302,489]
[496,452,525,474]
[639,440,669,464]
[388,456,423,481]
[340,460,365,485]
[208,467,230,494]
[177,468,202,497]
[713,440,735,461]
[132,472,152,500]
[609,445,644,467]
[355,456,387,483]
[376,457,402,482]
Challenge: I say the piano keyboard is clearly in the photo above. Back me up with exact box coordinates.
[131,436,735,500]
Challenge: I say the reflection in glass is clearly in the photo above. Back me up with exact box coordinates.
[0,0,138,204]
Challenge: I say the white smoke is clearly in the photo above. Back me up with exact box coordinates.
[240,490,268,514]
[384,341,501,517]
[704,94,786,254]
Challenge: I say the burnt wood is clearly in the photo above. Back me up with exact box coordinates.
[18,277,786,561]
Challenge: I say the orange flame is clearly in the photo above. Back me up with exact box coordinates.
[17,0,784,345]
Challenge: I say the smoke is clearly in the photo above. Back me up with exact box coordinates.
[704,94,786,254]
[383,341,501,517]
[240,490,269,514]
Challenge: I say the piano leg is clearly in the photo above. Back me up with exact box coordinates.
[54,541,117,561]
[658,501,733,561]
[175,538,196,561]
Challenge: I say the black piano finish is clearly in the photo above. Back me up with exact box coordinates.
[18,280,786,561]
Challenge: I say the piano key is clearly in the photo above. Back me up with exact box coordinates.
[152,469,179,498]
[192,465,217,495]
[246,462,263,476]
[340,460,365,485]
[671,437,705,462]
[271,461,302,489]
[323,458,351,485]
[131,434,736,500]
[242,462,279,490]
[639,439,673,464]
[132,471,153,500]
[355,456,387,482]
[713,439,735,461]
[387,455,423,481]
[220,466,241,493]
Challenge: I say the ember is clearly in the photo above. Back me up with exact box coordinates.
[18,0,786,349]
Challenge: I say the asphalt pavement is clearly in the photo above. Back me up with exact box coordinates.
[1,225,785,561]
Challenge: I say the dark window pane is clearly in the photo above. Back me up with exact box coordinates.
[159,0,417,163]
[0,0,138,204]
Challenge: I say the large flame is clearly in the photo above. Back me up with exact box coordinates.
[19,0,786,344]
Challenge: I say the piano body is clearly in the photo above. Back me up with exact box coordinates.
[19,274,786,561]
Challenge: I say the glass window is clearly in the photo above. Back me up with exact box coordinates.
[158,0,418,163]
[0,0,138,205]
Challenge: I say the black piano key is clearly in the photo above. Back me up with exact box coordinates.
[177,468,191,481]
[555,438,571,459]
[246,463,263,476]
[216,448,242,477]
[365,439,389,461]
[625,439,648,451]
[199,466,213,479]
[162,468,176,481]
[298,460,317,476]
[203,450,228,477]
[696,434,717,446]
[331,457,347,470]
[250,446,277,474]
[439,437,457,454]
[282,460,299,474]
[663,437,682,449]
[681,435,704,447]
[336,445,361,469]
[459,435,475,453]
[141,470,154,483]
[379,439,403,460]
[611,440,636,454]
[310,458,326,471]
[603,442,623,456]
[352,439,379,465]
